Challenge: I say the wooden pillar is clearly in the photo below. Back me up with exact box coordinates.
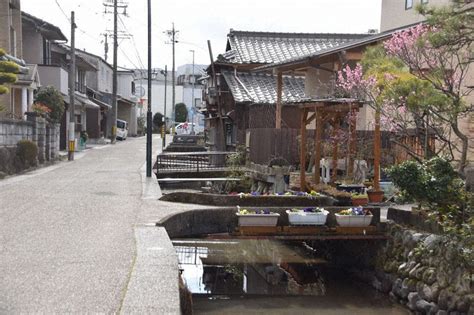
[314,109,322,185]
[300,108,307,191]
[374,108,381,191]
[348,106,357,177]
[331,118,338,184]
[276,71,283,129]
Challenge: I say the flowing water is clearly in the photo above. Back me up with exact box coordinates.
[173,239,409,315]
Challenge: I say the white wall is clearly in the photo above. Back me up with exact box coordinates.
[380,0,449,32]
[135,79,183,121]
[38,65,68,95]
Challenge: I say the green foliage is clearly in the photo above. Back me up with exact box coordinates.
[175,103,188,123]
[0,60,19,73]
[0,72,17,85]
[35,86,65,123]
[224,145,252,193]
[0,48,19,96]
[153,112,164,131]
[388,157,471,226]
[16,140,38,168]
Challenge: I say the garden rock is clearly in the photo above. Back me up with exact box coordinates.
[416,299,436,313]
[423,235,442,251]
[408,292,421,310]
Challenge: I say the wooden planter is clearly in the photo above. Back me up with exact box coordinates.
[236,213,280,226]
[367,190,384,203]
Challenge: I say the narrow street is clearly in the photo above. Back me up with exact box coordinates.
[0,136,192,313]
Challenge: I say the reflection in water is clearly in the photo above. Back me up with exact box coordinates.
[173,239,409,315]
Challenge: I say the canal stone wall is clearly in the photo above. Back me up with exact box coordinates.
[374,223,473,314]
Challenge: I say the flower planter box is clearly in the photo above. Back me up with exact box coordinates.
[236,213,280,226]
[286,210,328,225]
[335,214,373,227]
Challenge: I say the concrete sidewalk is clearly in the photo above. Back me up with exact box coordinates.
[0,135,204,313]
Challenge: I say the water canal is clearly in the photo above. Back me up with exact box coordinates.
[173,238,409,314]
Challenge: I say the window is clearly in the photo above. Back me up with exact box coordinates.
[421,0,428,3]
[405,0,413,9]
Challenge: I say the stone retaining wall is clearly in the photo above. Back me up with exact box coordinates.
[0,118,34,146]
[0,115,61,175]
[374,223,473,314]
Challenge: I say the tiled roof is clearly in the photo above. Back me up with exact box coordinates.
[221,71,305,104]
[254,23,424,72]
[219,30,369,64]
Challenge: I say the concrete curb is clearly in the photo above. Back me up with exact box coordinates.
[119,227,180,314]
[121,135,180,313]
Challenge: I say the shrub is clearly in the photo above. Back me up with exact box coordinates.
[387,157,472,226]
[35,86,64,123]
[16,140,38,168]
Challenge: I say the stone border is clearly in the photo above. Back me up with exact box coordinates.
[159,192,337,207]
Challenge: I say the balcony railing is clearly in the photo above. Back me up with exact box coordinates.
[75,82,86,94]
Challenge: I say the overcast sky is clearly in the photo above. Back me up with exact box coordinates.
[22,0,382,70]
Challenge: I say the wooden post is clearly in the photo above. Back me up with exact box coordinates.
[276,71,283,129]
[348,106,357,177]
[331,118,338,184]
[300,108,307,191]
[314,108,322,185]
[374,108,381,191]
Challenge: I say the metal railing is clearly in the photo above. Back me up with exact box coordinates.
[155,151,234,174]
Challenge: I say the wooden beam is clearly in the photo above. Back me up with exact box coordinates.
[331,119,338,184]
[276,71,282,129]
[373,108,381,191]
[300,108,308,191]
[348,105,357,177]
[314,108,322,185]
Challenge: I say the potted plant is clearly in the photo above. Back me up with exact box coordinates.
[367,189,384,203]
[236,206,280,226]
[286,207,329,225]
[351,193,368,206]
[335,206,373,227]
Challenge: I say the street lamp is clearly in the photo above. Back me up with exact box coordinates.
[190,49,195,134]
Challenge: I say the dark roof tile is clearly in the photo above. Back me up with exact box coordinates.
[222,71,305,104]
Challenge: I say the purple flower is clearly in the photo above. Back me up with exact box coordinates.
[303,207,315,212]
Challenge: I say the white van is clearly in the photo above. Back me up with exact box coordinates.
[175,122,204,135]
[116,119,128,140]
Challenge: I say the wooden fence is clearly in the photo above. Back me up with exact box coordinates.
[248,128,299,166]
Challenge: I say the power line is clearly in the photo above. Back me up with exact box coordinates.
[118,15,146,70]
[54,0,70,23]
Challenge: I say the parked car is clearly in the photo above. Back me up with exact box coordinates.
[175,122,204,135]
[116,119,128,140]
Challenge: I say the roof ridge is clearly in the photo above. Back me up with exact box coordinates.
[228,29,369,38]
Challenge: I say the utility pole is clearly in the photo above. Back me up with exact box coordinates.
[103,33,108,62]
[146,0,152,177]
[161,65,168,148]
[68,11,76,161]
[165,24,178,133]
[103,0,128,143]
[190,49,195,134]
